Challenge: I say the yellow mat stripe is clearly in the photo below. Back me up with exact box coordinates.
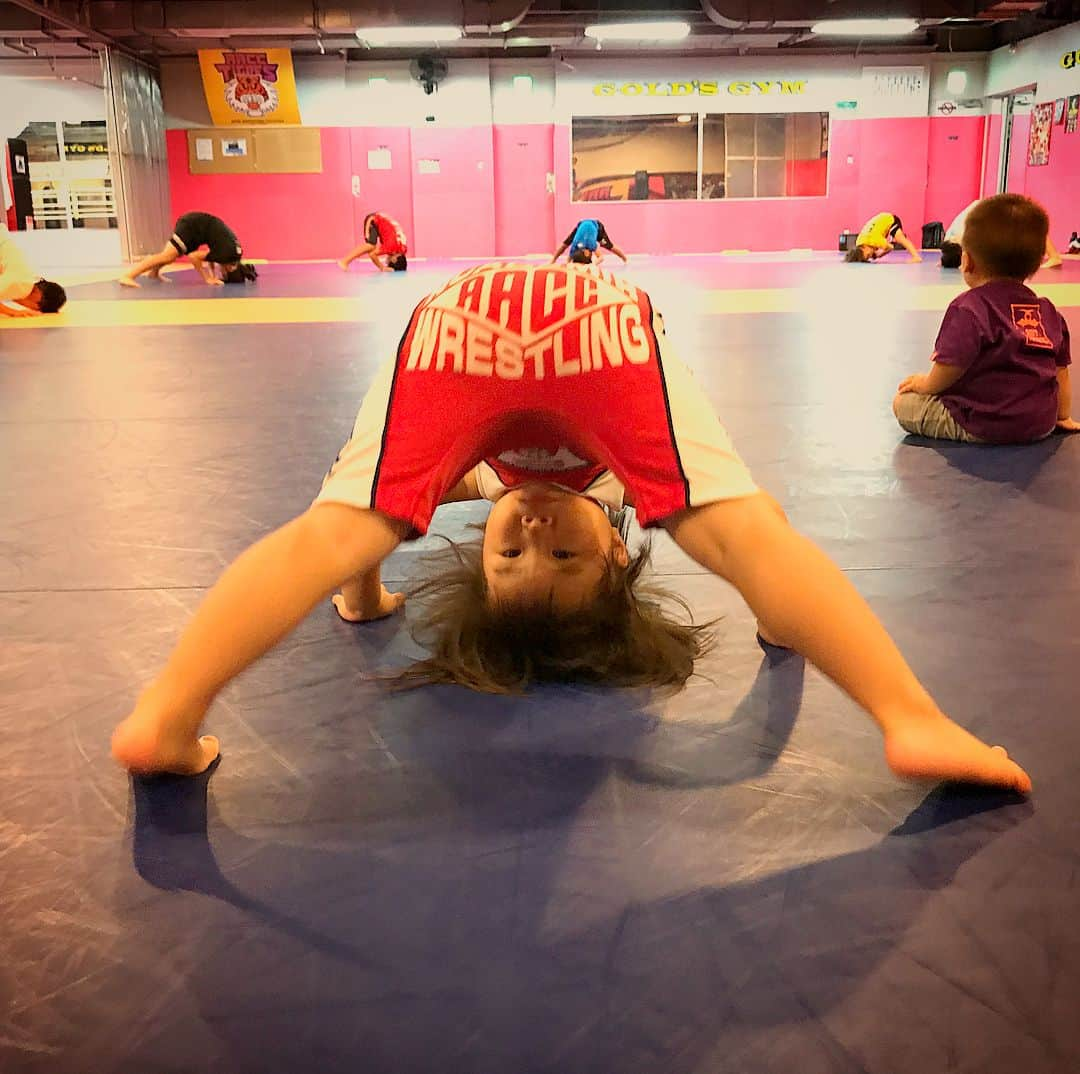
[3,283,1079,330]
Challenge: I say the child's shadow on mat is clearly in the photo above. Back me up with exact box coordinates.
[130,652,805,882]
[123,758,1033,1074]
[894,434,1066,495]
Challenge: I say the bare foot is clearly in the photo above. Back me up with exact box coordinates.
[111,701,219,776]
[1044,258,1063,269]
[337,259,350,272]
[884,714,1031,793]
[118,277,140,289]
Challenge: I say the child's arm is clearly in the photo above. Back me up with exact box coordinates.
[550,240,570,263]
[112,503,409,774]
[664,492,1031,791]
[332,471,482,621]
[1055,366,1080,431]
[0,302,36,318]
[609,243,629,263]
[189,250,223,286]
[369,248,391,272]
[897,354,964,395]
[892,229,922,262]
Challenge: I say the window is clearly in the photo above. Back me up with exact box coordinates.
[572,114,698,202]
[17,120,117,230]
[704,112,828,199]
[572,111,829,202]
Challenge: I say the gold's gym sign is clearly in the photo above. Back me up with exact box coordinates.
[1062,49,1080,69]
[593,79,806,97]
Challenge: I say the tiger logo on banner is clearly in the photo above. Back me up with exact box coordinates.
[198,49,302,125]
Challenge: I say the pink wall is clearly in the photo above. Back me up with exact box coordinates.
[493,124,555,256]
[347,129,414,255]
[410,126,495,258]
[552,117,981,253]
[165,128,352,260]
[924,116,986,228]
[164,115,991,258]
[853,117,930,236]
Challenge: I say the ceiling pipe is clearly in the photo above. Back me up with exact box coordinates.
[465,0,533,34]
[2,36,39,55]
[699,0,772,30]
[4,0,146,61]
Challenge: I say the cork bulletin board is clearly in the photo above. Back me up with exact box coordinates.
[186,126,322,175]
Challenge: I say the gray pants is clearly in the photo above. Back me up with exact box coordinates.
[892,393,984,442]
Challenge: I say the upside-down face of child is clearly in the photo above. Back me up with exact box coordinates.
[482,483,629,611]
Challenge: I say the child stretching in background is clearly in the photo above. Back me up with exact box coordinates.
[845,212,922,263]
[338,211,408,273]
[940,198,1063,270]
[112,261,1030,794]
[895,194,1076,442]
[551,219,628,266]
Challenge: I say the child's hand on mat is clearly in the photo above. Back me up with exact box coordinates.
[206,278,224,287]
[897,374,928,395]
[332,587,405,623]
[908,254,923,263]
[1055,417,1080,433]
[0,305,38,317]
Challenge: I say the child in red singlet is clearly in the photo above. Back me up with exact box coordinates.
[112,262,1031,795]
[338,211,408,273]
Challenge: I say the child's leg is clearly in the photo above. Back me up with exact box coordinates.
[1044,236,1063,269]
[111,503,408,775]
[665,493,1031,791]
[118,243,180,287]
[338,243,375,270]
[892,393,983,442]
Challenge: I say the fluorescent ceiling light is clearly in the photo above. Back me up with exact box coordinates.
[810,18,920,36]
[584,20,690,42]
[357,26,462,45]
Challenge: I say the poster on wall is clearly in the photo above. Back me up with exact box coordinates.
[1027,102,1053,166]
[1054,98,1066,124]
[198,49,302,125]
[1066,96,1080,134]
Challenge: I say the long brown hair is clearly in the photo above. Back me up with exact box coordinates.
[392,511,714,694]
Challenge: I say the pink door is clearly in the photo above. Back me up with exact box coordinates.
[409,126,495,258]
[493,124,555,257]
[348,129,414,253]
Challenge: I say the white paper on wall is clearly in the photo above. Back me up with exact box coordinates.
[195,137,214,161]
[418,158,441,174]
[367,147,391,170]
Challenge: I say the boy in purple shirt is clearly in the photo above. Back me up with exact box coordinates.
[894,194,1077,443]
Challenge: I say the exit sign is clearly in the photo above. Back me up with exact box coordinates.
[836,100,858,110]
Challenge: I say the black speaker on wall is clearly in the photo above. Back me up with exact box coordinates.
[6,138,34,230]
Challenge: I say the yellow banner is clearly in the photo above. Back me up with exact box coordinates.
[592,79,806,97]
[198,48,301,125]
